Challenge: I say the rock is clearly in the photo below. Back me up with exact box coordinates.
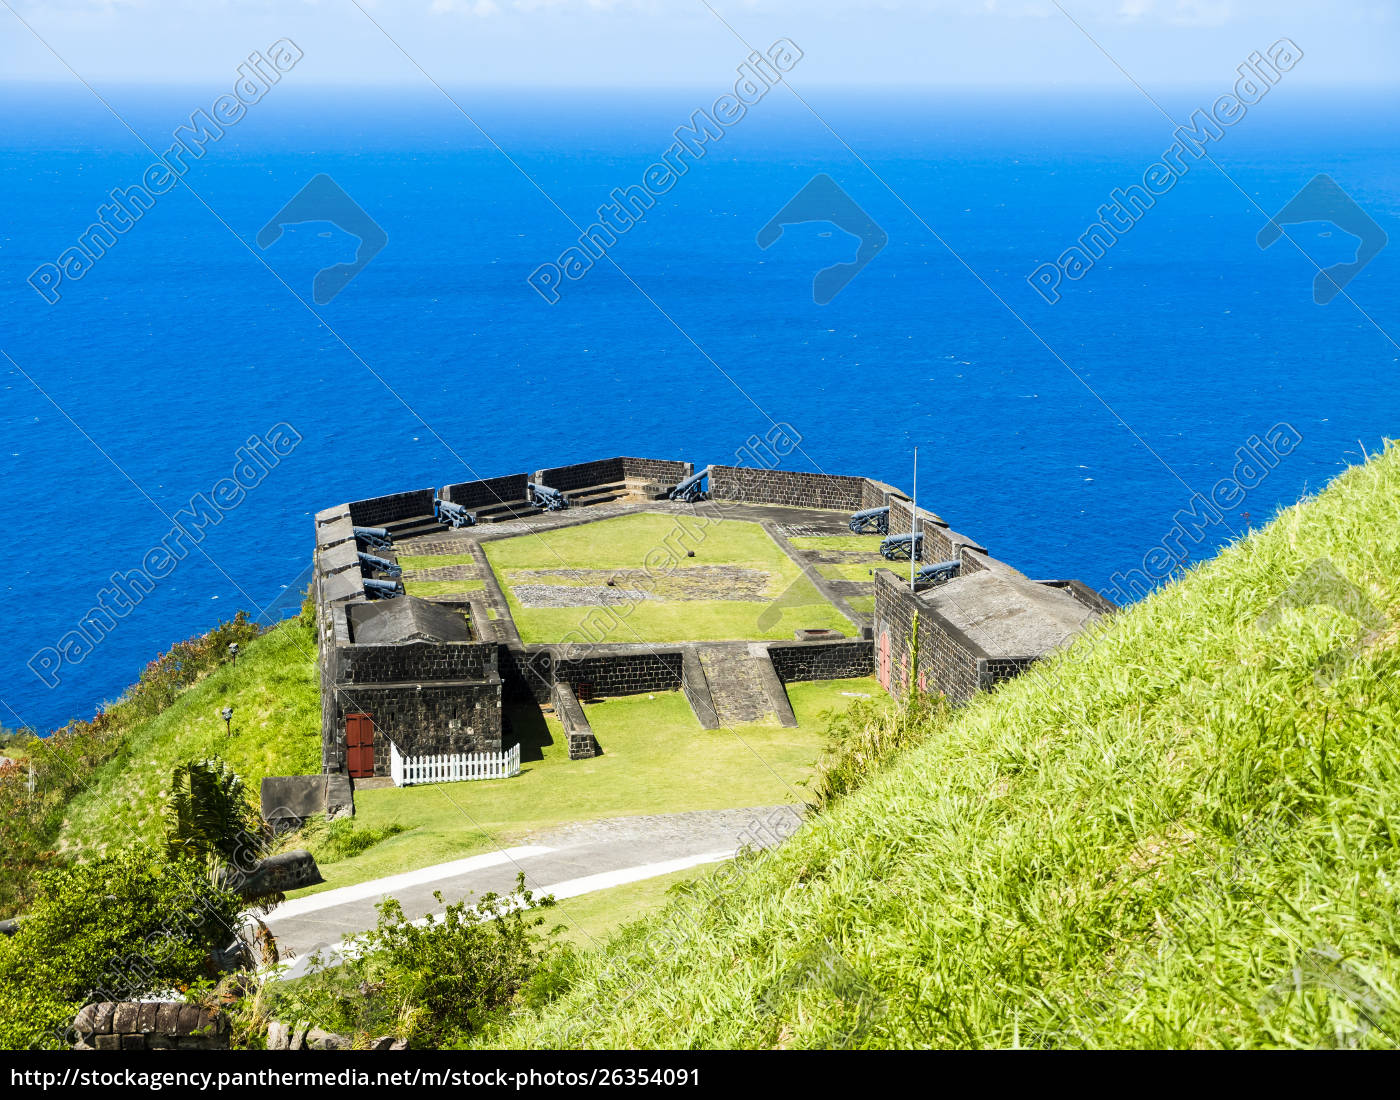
[304,1027,351,1051]
[111,1003,139,1034]
[267,1020,290,1051]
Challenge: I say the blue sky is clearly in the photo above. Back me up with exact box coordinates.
[1,1,1396,89]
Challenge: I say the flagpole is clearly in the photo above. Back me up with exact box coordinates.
[911,445,917,591]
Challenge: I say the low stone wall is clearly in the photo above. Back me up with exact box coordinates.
[261,775,354,829]
[553,682,599,759]
[443,472,530,510]
[72,1003,228,1051]
[347,488,435,528]
[217,850,324,898]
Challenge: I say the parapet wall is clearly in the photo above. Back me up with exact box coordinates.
[347,488,435,528]
[535,456,691,493]
[443,472,530,509]
[709,465,870,511]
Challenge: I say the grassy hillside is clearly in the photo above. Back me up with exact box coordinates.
[57,616,320,855]
[490,444,1400,1049]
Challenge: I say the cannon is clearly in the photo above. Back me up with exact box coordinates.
[364,577,401,600]
[358,551,402,579]
[667,466,712,503]
[849,506,889,535]
[915,559,960,587]
[880,532,923,561]
[353,526,391,550]
[528,482,569,512]
[434,497,477,529]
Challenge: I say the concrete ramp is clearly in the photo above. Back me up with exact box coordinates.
[688,644,797,729]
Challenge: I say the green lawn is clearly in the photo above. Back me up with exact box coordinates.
[399,553,479,571]
[58,619,322,855]
[291,678,881,897]
[553,865,714,949]
[816,561,883,583]
[483,513,855,643]
[489,443,1400,1050]
[789,535,886,553]
[402,579,485,598]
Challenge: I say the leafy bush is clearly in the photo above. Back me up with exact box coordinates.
[0,846,244,1049]
[265,874,558,1047]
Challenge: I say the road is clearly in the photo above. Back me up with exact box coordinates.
[264,804,804,978]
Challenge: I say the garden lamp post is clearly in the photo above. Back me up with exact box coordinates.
[229,642,239,666]
[222,706,233,737]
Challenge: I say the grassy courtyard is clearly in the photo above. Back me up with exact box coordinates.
[290,677,882,897]
[483,513,856,643]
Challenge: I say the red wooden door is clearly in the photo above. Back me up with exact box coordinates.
[345,713,375,778]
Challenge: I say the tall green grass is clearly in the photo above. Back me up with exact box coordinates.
[490,444,1400,1049]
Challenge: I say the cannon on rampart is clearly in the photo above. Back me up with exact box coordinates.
[358,551,402,579]
[915,560,960,587]
[364,578,402,600]
[880,532,923,561]
[849,506,889,535]
[353,526,391,550]
[667,466,712,503]
[528,482,569,512]
[434,497,477,529]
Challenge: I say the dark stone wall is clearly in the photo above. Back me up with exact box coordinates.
[556,649,683,700]
[501,645,684,704]
[347,488,435,527]
[443,472,530,509]
[339,640,498,685]
[350,681,503,775]
[860,478,902,510]
[768,640,875,682]
[873,570,984,703]
[709,465,868,511]
[535,456,690,493]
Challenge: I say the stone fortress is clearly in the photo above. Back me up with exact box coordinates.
[312,455,1113,779]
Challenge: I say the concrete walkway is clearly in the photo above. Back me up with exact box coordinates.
[265,804,803,978]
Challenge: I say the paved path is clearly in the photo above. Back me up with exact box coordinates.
[265,805,803,978]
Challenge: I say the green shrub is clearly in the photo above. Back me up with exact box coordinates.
[0,847,244,1049]
[313,818,407,864]
[810,692,948,807]
[266,874,558,1047]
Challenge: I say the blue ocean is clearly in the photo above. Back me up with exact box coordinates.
[3,81,1397,733]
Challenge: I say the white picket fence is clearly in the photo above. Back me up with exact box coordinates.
[389,741,520,787]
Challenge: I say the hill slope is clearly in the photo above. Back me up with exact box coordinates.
[57,616,320,855]
[491,444,1400,1049]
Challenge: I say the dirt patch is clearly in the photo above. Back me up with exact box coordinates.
[508,566,771,603]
